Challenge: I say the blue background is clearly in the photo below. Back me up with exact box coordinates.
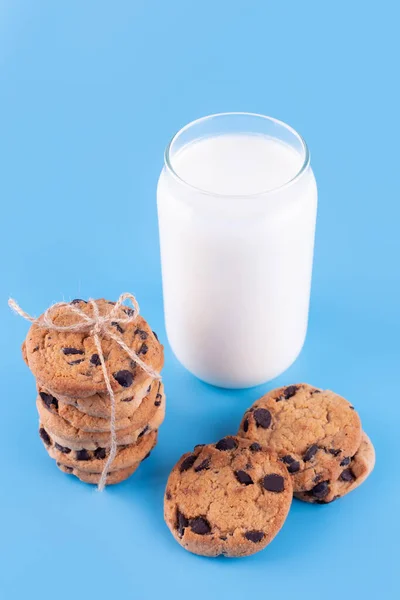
[0,1,398,598]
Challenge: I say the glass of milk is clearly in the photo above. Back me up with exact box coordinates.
[157,113,317,388]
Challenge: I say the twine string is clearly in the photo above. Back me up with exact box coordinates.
[8,293,161,491]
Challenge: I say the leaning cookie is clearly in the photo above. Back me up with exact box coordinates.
[164,436,292,558]
[238,384,362,493]
[294,432,375,504]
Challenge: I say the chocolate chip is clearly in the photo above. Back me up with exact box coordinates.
[340,456,351,467]
[194,444,205,451]
[194,458,211,472]
[235,470,254,485]
[349,405,355,410]
[176,510,188,537]
[281,455,295,464]
[310,481,330,499]
[244,530,264,543]
[138,343,148,355]
[111,321,124,334]
[68,359,84,365]
[220,536,227,541]
[312,388,322,394]
[245,462,252,470]
[113,370,134,387]
[154,400,161,407]
[340,468,356,482]
[215,437,237,451]
[71,299,87,304]
[62,347,84,355]
[33,345,39,352]
[138,425,149,438]
[54,443,71,454]
[253,408,272,429]
[243,418,249,432]
[152,331,159,341]
[94,447,106,459]
[332,495,341,501]
[284,385,299,399]
[76,449,90,461]
[262,474,285,492]
[121,397,133,403]
[287,461,300,474]
[39,392,58,410]
[282,458,300,474]
[124,307,135,317]
[313,474,323,483]
[250,442,262,452]
[303,444,319,462]
[39,427,51,446]
[277,385,299,401]
[135,329,148,340]
[328,448,341,457]
[90,353,101,366]
[165,491,172,500]
[180,454,197,472]
[143,451,151,461]
[147,385,152,393]
[190,517,211,535]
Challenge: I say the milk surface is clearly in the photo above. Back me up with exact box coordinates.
[173,134,303,195]
[157,133,317,388]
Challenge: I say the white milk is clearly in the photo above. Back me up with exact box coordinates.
[158,122,317,388]
[171,135,304,196]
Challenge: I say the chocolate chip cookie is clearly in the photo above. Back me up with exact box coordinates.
[38,377,153,419]
[25,299,163,397]
[38,381,164,433]
[294,431,375,503]
[40,425,157,473]
[56,461,144,485]
[36,387,165,450]
[238,384,362,493]
[164,436,292,557]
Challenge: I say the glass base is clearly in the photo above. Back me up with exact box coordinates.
[168,335,307,390]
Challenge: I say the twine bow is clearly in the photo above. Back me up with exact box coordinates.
[8,293,161,491]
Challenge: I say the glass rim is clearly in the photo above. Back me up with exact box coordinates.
[164,112,311,198]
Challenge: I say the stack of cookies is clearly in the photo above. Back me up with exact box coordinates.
[21,298,165,486]
[164,383,375,558]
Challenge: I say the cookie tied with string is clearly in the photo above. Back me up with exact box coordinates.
[38,380,164,433]
[36,384,166,450]
[23,298,164,398]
